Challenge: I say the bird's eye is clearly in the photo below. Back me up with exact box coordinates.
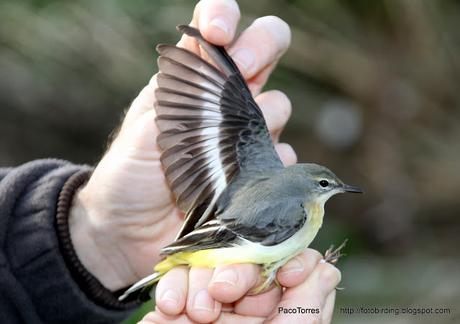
[319,180,329,188]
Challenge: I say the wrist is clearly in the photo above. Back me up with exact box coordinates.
[69,186,136,291]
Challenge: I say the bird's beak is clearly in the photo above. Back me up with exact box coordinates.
[342,184,363,193]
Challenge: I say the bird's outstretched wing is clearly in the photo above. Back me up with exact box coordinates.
[155,25,283,239]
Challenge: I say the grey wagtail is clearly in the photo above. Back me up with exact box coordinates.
[119,25,362,302]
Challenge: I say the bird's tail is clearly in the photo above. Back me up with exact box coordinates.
[118,272,162,302]
[118,254,190,302]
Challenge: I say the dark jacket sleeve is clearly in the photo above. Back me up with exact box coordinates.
[0,159,138,324]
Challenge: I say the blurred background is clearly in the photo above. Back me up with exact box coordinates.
[1,0,459,323]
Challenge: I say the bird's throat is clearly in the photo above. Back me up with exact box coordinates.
[306,201,325,231]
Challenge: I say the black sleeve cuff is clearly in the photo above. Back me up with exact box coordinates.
[56,170,139,310]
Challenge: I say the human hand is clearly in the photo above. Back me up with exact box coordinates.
[138,249,341,324]
[68,0,296,291]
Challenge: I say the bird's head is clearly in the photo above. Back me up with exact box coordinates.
[292,163,363,206]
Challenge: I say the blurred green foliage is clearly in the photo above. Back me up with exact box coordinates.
[1,0,460,323]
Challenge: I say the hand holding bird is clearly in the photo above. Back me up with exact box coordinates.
[69,0,295,293]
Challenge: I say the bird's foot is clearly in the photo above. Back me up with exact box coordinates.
[249,267,279,295]
[323,239,348,291]
[323,239,348,265]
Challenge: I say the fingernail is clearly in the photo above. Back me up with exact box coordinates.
[231,48,255,74]
[280,257,304,275]
[209,17,229,36]
[193,289,214,311]
[160,289,180,305]
[212,269,238,286]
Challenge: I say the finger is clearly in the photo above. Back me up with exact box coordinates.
[256,90,292,143]
[125,0,240,127]
[246,63,277,95]
[275,143,297,166]
[187,267,221,323]
[276,248,323,288]
[197,0,240,45]
[140,310,190,324]
[208,264,260,303]
[228,16,291,79]
[155,266,188,315]
[233,286,282,317]
[273,263,341,323]
[178,0,240,51]
[215,313,265,324]
[215,312,265,324]
[322,291,336,324]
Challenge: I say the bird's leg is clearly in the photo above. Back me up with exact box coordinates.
[323,239,348,265]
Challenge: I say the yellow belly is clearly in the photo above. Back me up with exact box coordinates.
[154,202,325,275]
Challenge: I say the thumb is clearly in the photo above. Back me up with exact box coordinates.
[122,74,158,129]
[108,74,159,156]
[111,108,159,157]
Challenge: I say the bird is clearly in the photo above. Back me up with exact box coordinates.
[119,24,362,302]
